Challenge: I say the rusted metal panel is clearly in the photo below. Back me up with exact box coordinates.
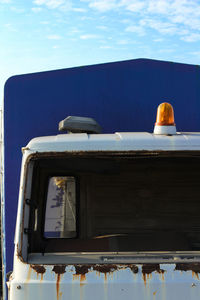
[10,148,200,300]
[8,259,200,300]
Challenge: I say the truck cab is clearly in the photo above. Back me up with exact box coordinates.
[7,104,200,300]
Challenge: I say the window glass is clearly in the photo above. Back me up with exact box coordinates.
[29,156,200,254]
[44,176,76,238]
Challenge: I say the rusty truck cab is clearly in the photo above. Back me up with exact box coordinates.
[8,109,200,300]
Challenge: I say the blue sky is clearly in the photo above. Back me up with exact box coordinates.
[1,0,200,100]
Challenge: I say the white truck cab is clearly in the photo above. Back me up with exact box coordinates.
[7,103,200,300]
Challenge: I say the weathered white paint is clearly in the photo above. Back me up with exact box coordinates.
[8,131,200,300]
[25,132,200,152]
[8,258,200,300]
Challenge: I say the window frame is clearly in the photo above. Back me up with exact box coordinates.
[28,159,81,254]
[26,151,200,262]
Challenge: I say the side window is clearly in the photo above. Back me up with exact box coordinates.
[44,176,76,238]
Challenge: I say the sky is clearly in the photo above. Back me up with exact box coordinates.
[1,0,200,101]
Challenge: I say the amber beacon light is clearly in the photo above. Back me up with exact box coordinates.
[154,102,177,135]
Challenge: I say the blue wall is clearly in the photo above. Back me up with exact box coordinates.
[4,58,200,274]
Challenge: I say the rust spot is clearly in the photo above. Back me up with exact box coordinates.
[129,265,139,274]
[161,272,165,281]
[25,266,32,284]
[52,266,66,300]
[175,263,200,273]
[142,264,165,286]
[142,264,164,275]
[16,244,25,263]
[93,264,118,274]
[73,274,86,283]
[28,150,200,162]
[56,274,61,300]
[73,264,139,276]
[175,263,200,279]
[192,271,199,280]
[74,265,91,275]
[52,265,66,274]
[73,264,138,282]
[73,265,91,283]
[80,274,86,283]
[93,265,118,281]
[31,265,46,274]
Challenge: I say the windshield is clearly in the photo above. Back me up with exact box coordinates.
[28,153,200,254]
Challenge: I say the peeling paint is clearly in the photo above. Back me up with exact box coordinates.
[142,264,165,286]
[74,265,90,276]
[175,263,200,273]
[73,265,91,283]
[92,265,117,281]
[52,265,66,275]
[10,262,200,300]
[29,265,46,282]
[25,266,32,284]
[175,263,200,280]
[31,265,46,274]
[52,265,66,300]
[72,264,139,283]
[73,264,138,277]
[56,273,62,300]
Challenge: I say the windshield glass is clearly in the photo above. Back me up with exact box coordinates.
[28,154,200,253]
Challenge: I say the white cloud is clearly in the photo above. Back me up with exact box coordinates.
[117,39,129,45]
[40,21,49,24]
[0,0,11,3]
[70,28,82,33]
[33,0,78,11]
[141,19,178,35]
[100,45,112,49]
[97,25,107,30]
[32,7,42,12]
[73,7,87,12]
[121,19,131,24]
[147,0,171,14]
[153,38,164,42]
[80,16,94,20]
[125,25,145,36]
[10,6,25,13]
[33,0,66,9]
[89,0,117,12]
[80,34,99,39]
[4,23,17,31]
[31,0,200,45]
[47,34,62,39]
[158,48,175,53]
[121,0,145,12]
[191,51,200,56]
[181,33,200,43]
[85,0,200,44]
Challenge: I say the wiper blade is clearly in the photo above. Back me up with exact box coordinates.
[93,234,128,239]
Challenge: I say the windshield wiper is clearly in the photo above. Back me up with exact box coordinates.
[93,234,128,239]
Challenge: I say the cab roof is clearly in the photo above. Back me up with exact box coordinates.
[26,132,200,153]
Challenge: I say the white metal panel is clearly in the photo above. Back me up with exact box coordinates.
[26,132,200,153]
[10,132,200,300]
[9,258,200,300]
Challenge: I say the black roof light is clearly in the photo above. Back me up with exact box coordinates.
[59,116,102,134]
